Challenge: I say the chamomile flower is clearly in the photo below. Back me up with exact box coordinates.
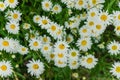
[40,35,51,44]
[54,51,67,61]
[0,2,6,11]
[47,22,58,36]
[0,37,14,52]
[54,41,69,52]
[107,41,120,55]
[112,11,120,25]
[87,8,99,19]
[33,15,41,24]
[54,58,67,68]
[23,23,31,29]
[66,34,73,44]
[114,23,120,36]
[26,59,45,78]
[110,62,120,79]
[85,18,96,30]
[76,38,92,51]
[39,16,51,29]
[68,59,79,69]
[0,61,13,77]
[41,0,52,11]
[98,11,112,26]
[5,21,19,34]
[79,25,91,38]
[29,38,41,51]
[75,0,87,10]
[68,49,79,59]
[47,52,55,61]
[8,10,22,22]
[52,4,62,14]
[5,0,18,8]
[80,54,98,69]
[41,44,52,55]
[18,46,28,55]
[88,0,105,8]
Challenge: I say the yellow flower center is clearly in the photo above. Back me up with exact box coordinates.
[33,41,39,46]
[96,24,101,30]
[81,40,87,46]
[82,29,87,33]
[36,17,40,21]
[50,53,55,59]
[71,51,77,57]
[44,46,48,50]
[58,53,64,58]
[43,37,48,42]
[9,0,14,3]
[89,21,94,26]
[100,14,107,21]
[112,45,117,50]
[45,3,49,8]
[21,48,26,51]
[0,3,4,8]
[54,6,58,10]
[58,60,63,64]
[92,0,97,5]
[117,26,120,31]
[91,12,96,17]
[42,20,48,25]
[32,64,39,70]
[72,61,77,66]
[59,44,65,50]
[78,0,83,5]
[13,13,18,19]
[116,66,120,73]
[51,25,56,31]
[57,29,62,35]
[1,65,7,71]
[2,41,9,47]
[118,14,120,20]
[66,37,71,42]
[10,24,16,29]
[86,58,93,64]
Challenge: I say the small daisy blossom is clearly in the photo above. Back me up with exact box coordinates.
[5,0,19,8]
[110,62,120,79]
[0,61,13,77]
[26,59,45,78]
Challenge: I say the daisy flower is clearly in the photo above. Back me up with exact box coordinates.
[98,11,112,26]
[40,44,52,55]
[8,10,22,22]
[0,2,7,11]
[0,37,14,52]
[23,23,31,29]
[66,34,73,44]
[41,0,52,12]
[18,46,29,55]
[112,11,120,25]
[54,58,67,68]
[87,8,99,19]
[114,23,120,36]
[26,59,45,78]
[52,4,62,14]
[76,38,92,51]
[68,59,79,69]
[80,54,98,69]
[75,0,87,10]
[33,15,41,24]
[5,21,19,34]
[110,62,120,79]
[40,35,51,44]
[68,49,79,59]
[29,38,41,51]
[0,61,13,77]
[39,16,51,29]
[5,0,18,8]
[79,25,91,38]
[107,41,120,55]
[54,40,69,52]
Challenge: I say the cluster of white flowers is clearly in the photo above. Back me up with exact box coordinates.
[1,0,120,79]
